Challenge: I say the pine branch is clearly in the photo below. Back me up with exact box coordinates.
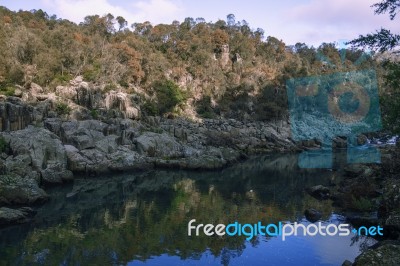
[347,28,400,52]
[372,0,400,20]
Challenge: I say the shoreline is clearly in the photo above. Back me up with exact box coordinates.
[0,108,399,264]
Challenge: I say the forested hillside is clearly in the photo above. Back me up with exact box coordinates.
[0,7,376,121]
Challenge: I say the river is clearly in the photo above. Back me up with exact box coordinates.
[0,154,376,265]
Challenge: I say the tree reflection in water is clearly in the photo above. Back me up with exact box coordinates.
[0,154,373,265]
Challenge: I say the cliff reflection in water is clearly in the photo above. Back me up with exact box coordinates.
[0,154,373,265]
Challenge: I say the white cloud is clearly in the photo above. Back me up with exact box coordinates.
[133,0,183,23]
[274,0,400,46]
[40,0,182,25]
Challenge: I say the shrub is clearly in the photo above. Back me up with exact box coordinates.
[90,109,99,119]
[55,102,71,115]
[0,86,15,96]
[196,95,216,119]
[153,80,185,115]
[142,100,158,116]
[51,74,72,86]
[351,196,374,212]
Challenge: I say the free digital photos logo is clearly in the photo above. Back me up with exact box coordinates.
[286,42,382,168]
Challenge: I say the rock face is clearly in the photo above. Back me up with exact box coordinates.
[0,107,298,221]
[55,76,140,120]
[1,126,73,185]
[104,91,140,119]
[136,132,183,158]
[40,117,294,174]
[0,97,33,131]
[219,44,231,70]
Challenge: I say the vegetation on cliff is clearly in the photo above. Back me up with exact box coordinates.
[0,7,378,121]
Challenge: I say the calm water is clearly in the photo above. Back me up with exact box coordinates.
[0,154,376,266]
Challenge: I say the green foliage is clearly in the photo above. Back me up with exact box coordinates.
[349,1,400,134]
[0,8,389,121]
[51,73,72,86]
[196,96,216,119]
[153,80,185,115]
[142,100,158,116]
[255,84,287,121]
[351,196,374,212]
[0,86,15,96]
[90,109,99,119]
[103,83,117,93]
[55,102,71,115]
[83,63,101,82]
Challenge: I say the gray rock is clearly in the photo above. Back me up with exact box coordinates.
[357,134,368,145]
[306,185,330,200]
[60,120,108,150]
[342,260,353,266]
[344,164,370,178]
[0,100,32,131]
[108,146,144,171]
[95,135,119,153]
[135,132,183,158]
[41,163,74,185]
[2,126,73,183]
[5,154,32,177]
[64,145,89,173]
[0,207,36,227]
[353,244,400,266]
[0,176,49,205]
[304,208,322,223]
[333,137,347,149]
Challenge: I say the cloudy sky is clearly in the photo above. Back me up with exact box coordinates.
[1,0,399,47]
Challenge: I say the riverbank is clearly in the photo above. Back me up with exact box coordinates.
[0,97,300,218]
[302,144,400,265]
[1,97,400,265]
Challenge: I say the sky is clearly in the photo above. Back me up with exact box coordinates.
[0,0,399,47]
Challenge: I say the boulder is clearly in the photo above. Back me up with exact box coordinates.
[135,132,183,158]
[0,207,36,227]
[342,260,353,266]
[304,208,322,223]
[353,244,400,266]
[344,164,370,178]
[0,175,49,205]
[2,126,73,183]
[108,146,148,171]
[346,212,379,228]
[64,145,90,173]
[384,213,400,239]
[95,135,119,153]
[357,134,368,145]
[60,120,108,150]
[306,185,330,200]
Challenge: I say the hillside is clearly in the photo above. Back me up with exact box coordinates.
[0,7,377,122]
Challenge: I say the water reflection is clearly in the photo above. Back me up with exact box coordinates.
[0,154,375,265]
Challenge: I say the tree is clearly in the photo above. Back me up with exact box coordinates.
[212,29,229,52]
[348,0,400,132]
[116,16,127,31]
[348,0,399,52]
[153,80,185,115]
[226,14,235,27]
